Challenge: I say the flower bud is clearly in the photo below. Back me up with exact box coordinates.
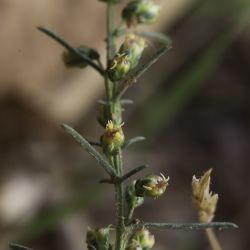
[119,33,146,69]
[122,0,160,27]
[86,226,112,250]
[126,228,155,250]
[135,173,169,198]
[100,120,125,154]
[192,168,219,223]
[126,181,144,209]
[108,53,131,82]
[62,46,99,68]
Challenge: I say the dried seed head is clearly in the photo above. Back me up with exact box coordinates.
[122,0,160,27]
[192,168,219,222]
[100,120,125,154]
[126,228,155,250]
[135,173,169,198]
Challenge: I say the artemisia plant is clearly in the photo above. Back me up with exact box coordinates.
[9,1,237,250]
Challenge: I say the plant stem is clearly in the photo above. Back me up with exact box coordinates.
[106,1,116,101]
[106,2,126,249]
[205,228,223,250]
[114,150,125,250]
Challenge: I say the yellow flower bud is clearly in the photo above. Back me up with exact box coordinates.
[100,121,125,154]
[192,168,219,223]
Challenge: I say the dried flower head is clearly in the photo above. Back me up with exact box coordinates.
[192,168,219,223]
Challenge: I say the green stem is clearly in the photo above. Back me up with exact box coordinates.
[106,2,126,249]
[114,150,125,250]
[106,1,116,101]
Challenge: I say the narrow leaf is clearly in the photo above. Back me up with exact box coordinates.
[132,222,238,231]
[37,27,104,75]
[62,124,117,177]
[9,243,33,250]
[140,31,172,46]
[123,136,146,149]
[120,165,147,182]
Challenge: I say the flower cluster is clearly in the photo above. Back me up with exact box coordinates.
[108,34,146,82]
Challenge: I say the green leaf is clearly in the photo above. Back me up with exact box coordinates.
[63,45,100,69]
[120,165,147,182]
[9,243,33,250]
[62,124,117,177]
[37,27,104,75]
[139,31,172,46]
[122,136,146,149]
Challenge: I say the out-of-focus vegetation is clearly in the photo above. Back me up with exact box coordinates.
[0,0,249,249]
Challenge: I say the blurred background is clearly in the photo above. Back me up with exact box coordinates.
[0,0,249,249]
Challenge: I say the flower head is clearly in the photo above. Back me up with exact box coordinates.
[108,53,131,82]
[126,228,155,250]
[100,121,125,154]
[119,33,146,69]
[86,226,112,250]
[122,0,160,27]
[135,173,169,198]
[192,168,219,222]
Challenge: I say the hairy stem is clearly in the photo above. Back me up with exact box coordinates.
[114,150,125,250]
[205,228,223,250]
[106,2,126,249]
